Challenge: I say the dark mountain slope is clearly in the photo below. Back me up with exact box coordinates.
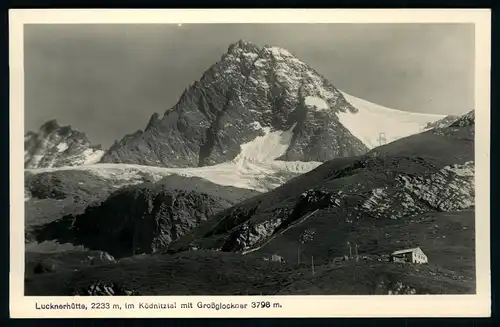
[24,169,130,242]
[31,175,260,258]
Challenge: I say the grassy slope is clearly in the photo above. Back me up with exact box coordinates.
[25,245,113,277]
[25,249,473,296]
[249,210,475,280]
[168,125,474,254]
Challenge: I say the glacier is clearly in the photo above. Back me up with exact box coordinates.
[26,125,322,193]
[337,91,446,149]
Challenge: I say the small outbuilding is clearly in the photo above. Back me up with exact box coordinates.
[391,247,428,264]
[270,254,285,263]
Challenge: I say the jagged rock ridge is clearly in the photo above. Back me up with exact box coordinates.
[450,110,474,127]
[25,120,104,169]
[424,115,460,130]
[99,40,369,168]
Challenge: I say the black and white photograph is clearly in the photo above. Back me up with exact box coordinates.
[10,9,491,318]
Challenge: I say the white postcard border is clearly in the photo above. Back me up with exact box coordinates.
[9,9,492,318]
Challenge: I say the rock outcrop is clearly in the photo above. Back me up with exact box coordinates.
[450,110,475,127]
[25,119,104,169]
[32,175,260,258]
[424,115,460,130]
[75,281,139,296]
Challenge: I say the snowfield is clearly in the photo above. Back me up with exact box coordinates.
[338,91,446,149]
[305,96,329,110]
[82,148,105,165]
[233,123,297,164]
[26,125,321,192]
[56,142,69,152]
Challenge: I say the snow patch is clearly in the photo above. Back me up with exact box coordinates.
[233,123,297,164]
[82,149,105,165]
[30,154,44,168]
[56,142,68,152]
[243,52,259,61]
[254,59,268,68]
[250,121,263,131]
[265,46,306,65]
[266,46,295,59]
[337,91,446,149]
[305,96,329,110]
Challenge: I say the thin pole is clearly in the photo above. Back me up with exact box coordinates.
[378,133,386,146]
[312,256,315,275]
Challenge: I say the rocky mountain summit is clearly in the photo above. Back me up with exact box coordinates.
[99,40,373,168]
[25,120,104,169]
[26,40,448,174]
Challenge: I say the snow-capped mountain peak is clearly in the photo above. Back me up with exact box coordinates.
[99,40,368,168]
[27,40,450,186]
